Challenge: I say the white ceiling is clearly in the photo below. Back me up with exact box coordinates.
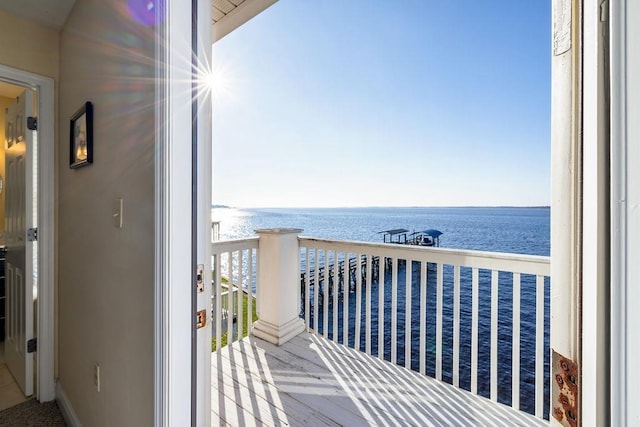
[213,0,277,42]
[0,0,76,30]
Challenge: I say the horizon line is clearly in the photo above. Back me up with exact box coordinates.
[212,204,551,209]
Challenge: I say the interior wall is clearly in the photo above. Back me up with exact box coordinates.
[0,8,61,379]
[0,96,10,231]
[58,0,156,425]
[0,10,59,80]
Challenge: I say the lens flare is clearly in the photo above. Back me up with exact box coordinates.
[127,0,163,26]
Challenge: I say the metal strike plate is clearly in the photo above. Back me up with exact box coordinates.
[552,350,579,427]
[196,310,206,329]
[196,264,204,293]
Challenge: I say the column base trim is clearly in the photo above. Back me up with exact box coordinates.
[252,317,305,346]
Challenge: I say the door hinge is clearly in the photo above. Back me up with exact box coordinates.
[27,116,37,131]
[27,338,37,353]
[552,350,579,427]
[27,228,38,242]
[196,264,204,293]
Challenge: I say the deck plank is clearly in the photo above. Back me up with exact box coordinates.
[212,332,547,427]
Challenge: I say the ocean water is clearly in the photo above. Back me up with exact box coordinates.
[213,206,550,256]
[212,206,551,418]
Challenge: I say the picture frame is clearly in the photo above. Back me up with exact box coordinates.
[69,101,93,169]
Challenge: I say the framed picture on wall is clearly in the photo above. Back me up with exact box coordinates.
[69,101,93,169]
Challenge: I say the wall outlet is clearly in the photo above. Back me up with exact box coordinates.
[94,363,101,392]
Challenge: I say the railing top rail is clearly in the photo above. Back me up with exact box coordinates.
[299,236,550,276]
[212,237,259,254]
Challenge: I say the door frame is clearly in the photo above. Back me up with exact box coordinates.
[154,1,213,424]
[0,64,55,402]
[610,0,640,424]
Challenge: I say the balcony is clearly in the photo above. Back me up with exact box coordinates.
[211,229,550,425]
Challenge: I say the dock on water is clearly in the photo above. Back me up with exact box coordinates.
[379,228,443,247]
[300,254,382,303]
[300,228,442,305]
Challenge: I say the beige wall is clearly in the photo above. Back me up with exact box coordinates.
[0,10,59,80]
[0,8,59,237]
[58,0,156,425]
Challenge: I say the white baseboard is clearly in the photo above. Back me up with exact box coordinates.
[55,382,82,427]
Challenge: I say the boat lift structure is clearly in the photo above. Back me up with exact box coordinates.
[379,228,443,247]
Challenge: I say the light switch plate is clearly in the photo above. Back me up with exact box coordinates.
[113,198,123,229]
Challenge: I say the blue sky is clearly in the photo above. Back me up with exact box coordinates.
[211,1,551,208]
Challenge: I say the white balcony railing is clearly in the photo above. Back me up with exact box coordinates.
[211,230,551,420]
[299,237,550,420]
[211,237,259,349]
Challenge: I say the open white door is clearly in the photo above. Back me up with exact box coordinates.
[4,88,37,397]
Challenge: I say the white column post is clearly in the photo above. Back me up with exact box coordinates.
[252,228,306,345]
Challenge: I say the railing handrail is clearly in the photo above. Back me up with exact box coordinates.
[212,237,259,255]
[299,236,550,276]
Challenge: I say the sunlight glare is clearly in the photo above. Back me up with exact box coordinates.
[204,64,235,101]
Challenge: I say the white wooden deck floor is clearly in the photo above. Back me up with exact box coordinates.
[212,332,548,426]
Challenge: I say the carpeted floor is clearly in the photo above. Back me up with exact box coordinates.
[0,399,66,426]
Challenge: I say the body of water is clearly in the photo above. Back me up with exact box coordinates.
[213,206,550,257]
[212,206,551,418]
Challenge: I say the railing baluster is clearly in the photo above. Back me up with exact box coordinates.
[313,247,319,335]
[355,253,362,351]
[215,253,222,349]
[254,246,259,315]
[247,248,254,337]
[391,257,398,365]
[419,261,427,375]
[227,251,233,341]
[453,265,460,387]
[343,252,349,346]
[332,251,339,342]
[378,257,385,360]
[323,249,329,339]
[512,272,521,410]
[405,259,412,369]
[365,255,372,355]
[436,263,443,381]
[305,247,310,332]
[471,267,479,394]
[491,270,498,401]
[238,249,244,342]
[535,274,544,417]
